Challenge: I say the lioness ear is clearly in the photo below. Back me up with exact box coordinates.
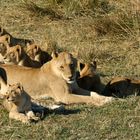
[51,51,58,58]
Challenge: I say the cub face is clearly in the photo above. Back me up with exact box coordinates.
[0,34,10,46]
[4,45,21,64]
[0,35,11,56]
[5,83,23,103]
[52,52,77,83]
[26,43,39,60]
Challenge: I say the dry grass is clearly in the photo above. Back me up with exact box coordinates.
[0,0,140,139]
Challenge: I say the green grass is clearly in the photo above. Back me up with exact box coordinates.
[1,98,140,139]
[0,0,140,139]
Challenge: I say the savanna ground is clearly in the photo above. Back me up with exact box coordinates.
[0,0,140,139]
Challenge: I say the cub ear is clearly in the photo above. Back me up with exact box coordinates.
[16,83,23,89]
[26,42,30,47]
[91,60,97,70]
[126,78,131,83]
[0,27,4,35]
[30,39,34,44]
[77,61,85,71]
[34,45,39,51]
[16,83,23,94]
[16,45,22,55]
[5,34,11,44]
[51,51,58,58]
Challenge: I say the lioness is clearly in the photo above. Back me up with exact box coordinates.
[0,52,113,106]
[26,43,52,65]
[0,26,33,47]
[102,77,140,98]
[77,61,104,93]
[4,45,42,68]
[3,83,40,123]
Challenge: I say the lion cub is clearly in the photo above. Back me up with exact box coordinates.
[102,77,140,98]
[0,26,33,47]
[77,61,103,93]
[0,34,10,57]
[4,45,42,68]
[0,34,10,48]
[3,83,40,123]
[26,43,52,65]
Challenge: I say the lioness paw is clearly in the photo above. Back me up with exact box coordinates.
[21,118,31,124]
[104,96,114,103]
[90,91,99,97]
[94,96,114,106]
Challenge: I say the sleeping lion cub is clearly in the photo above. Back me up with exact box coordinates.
[77,61,104,93]
[102,77,140,98]
[3,83,40,123]
[4,45,42,68]
[0,52,113,106]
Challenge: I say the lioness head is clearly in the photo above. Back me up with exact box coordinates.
[4,45,22,64]
[51,52,77,83]
[5,83,23,103]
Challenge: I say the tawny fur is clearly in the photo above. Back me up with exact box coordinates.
[77,61,104,93]
[3,83,40,123]
[0,34,10,56]
[26,43,52,65]
[0,52,113,106]
[102,77,140,97]
[0,67,8,97]
[0,26,33,47]
[4,45,42,68]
